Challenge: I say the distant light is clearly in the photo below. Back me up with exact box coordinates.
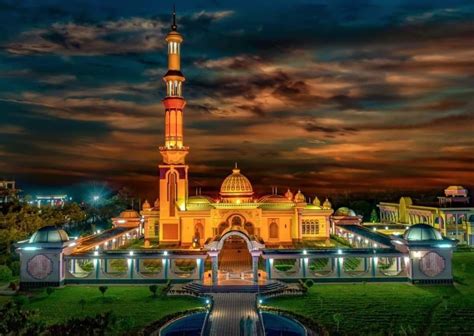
[302,250,307,255]
[385,226,389,230]
[112,238,116,242]
[117,219,126,224]
[373,228,377,232]
[95,245,99,250]
[93,251,99,256]
[163,251,168,256]
[23,246,40,251]
[364,239,369,244]
[129,251,134,256]
[374,243,378,248]
[258,299,263,304]
[205,299,210,304]
[337,249,343,255]
[93,195,100,201]
[69,242,77,247]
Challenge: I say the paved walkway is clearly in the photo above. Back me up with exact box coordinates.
[209,293,261,336]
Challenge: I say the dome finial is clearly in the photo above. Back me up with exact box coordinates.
[233,162,240,174]
[171,4,177,31]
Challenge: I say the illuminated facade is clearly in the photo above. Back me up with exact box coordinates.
[378,186,474,245]
[141,13,333,248]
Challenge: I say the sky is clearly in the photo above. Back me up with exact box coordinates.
[0,0,473,199]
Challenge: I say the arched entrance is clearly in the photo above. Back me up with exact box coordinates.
[219,234,252,280]
[206,230,264,285]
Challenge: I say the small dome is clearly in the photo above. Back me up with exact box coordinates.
[187,195,214,204]
[404,224,443,241]
[259,194,293,203]
[284,189,294,201]
[446,185,464,190]
[294,190,306,203]
[29,226,69,243]
[334,207,356,216]
[323,198,332,209]
[120,210,140,218]
[313,196,321,206]
[220,165,253,197]
[142,200,151,210]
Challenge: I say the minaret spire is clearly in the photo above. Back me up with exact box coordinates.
[171,4,177,31]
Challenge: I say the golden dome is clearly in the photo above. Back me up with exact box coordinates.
[220,165,253,197]
[313,196,321,206]
[323,198,332,209]
[284,188,294,200]
[142,200,151,210]
[294,190,306,203]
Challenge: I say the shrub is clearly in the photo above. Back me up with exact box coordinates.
[305,279,314,288]
[149,285,158,297]
[0,265,13,282]
[99,286,108,297]
[8,282,17,291]
[46,287,55,297]
[9,261,20,276]
[13,295,29,307]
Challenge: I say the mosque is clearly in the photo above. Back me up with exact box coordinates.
[15,11,458,289]
[140,12,335,249]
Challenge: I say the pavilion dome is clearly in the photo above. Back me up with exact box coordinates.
[404,224,443,241]
[334,207,356,217]
[220,166,253,197]
[142,200,151,210]
[120,210,140,218]
[313,196,321,206]
[29,226,69,243]
[323,198,332,209]
[294,190,306,203]
[284,189,294,201]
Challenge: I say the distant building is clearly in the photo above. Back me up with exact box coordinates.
[0,180,18,204]
[35,195,70,207]
[378,186,474,245]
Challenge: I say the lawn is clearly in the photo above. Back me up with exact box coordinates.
[266,252,474,335]
[19,286,203,333]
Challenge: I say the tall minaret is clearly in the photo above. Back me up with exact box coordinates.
[160,6,188,164]
[158,7,188,244]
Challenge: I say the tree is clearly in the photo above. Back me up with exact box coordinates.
[149,285,158,298]
[370,209,379,223]
[99,286,108,297]
[78,298,86,311]
[333,313,343,332]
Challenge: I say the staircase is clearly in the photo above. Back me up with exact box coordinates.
[182,280,287,294]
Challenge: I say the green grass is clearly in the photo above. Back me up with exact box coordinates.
[266,252,474,335]
[19,286,203,333]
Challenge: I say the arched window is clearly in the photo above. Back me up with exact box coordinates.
[167,171,177,217]
[269,222,279,239]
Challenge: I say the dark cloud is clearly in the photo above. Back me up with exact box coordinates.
[1,1,473,195]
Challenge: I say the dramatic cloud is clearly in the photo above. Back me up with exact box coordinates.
[0,1,473,197]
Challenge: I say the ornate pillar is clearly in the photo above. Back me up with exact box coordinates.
[208,251,219,285]
[251,250,261,284]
